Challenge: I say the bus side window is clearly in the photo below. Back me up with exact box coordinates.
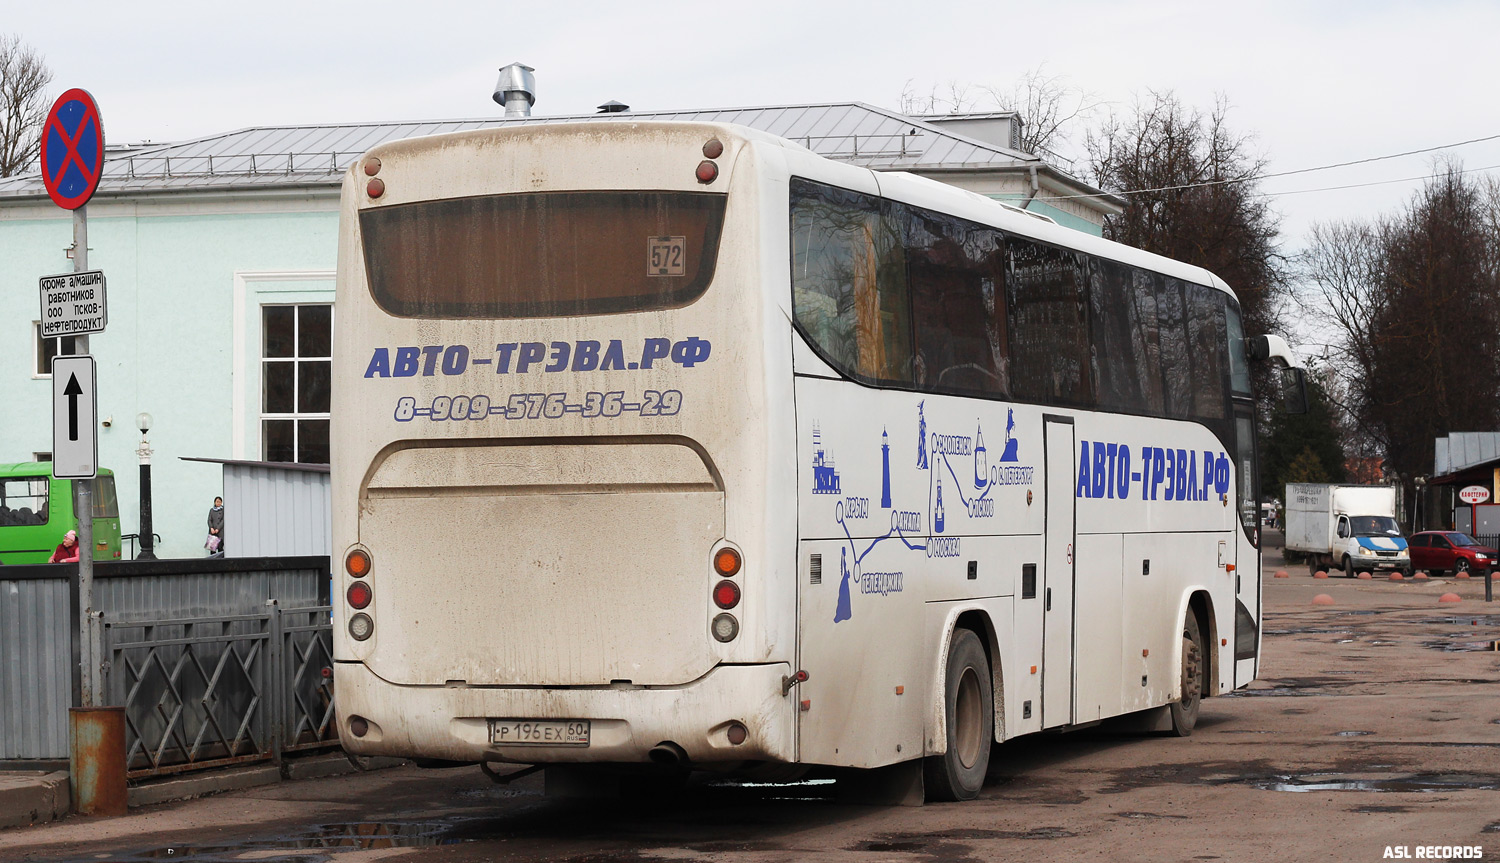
[1187,284,1227,420]
[789,179,912,385]
[1090,259,1163,414]
[899,203,1010,397]
[1007,237,1091,406]
[1155,277,1194,419]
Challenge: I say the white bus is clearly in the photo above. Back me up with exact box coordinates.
[331,121,1302,801]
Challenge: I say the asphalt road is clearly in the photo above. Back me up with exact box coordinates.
[3,538,1498,863]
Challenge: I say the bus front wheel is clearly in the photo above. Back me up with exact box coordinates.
[1169,612,1205,737]
[924,628,992,801]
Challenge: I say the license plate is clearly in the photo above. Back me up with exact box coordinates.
[488,719,590,746]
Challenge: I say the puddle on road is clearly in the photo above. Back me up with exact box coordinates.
[1418,615,1500,626]
[1334,731,1375,737]
[130,821,466,861]
[1484,821,1500,833]
[1350,805,1415,813]
[1335,610,1383,616]
[1421,639,1500,652]
[1265,628,1354,635]
[1250,773,1500,793]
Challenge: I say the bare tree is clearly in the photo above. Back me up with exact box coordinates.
[1086,90,1288,343]
[979,66,1101,162]
[899,67,1100,165]
[0,34,52,178]
[1299,162,1500,485]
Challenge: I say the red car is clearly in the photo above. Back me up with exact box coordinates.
[1407,531,1496,576]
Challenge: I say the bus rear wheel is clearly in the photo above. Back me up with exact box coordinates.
[924,628,992,801]
[1169,612,1205,737]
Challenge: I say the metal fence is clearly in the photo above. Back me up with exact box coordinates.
[104,602,336,777]
[0,556,331,771]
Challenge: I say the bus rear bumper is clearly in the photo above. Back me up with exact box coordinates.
[335,661,796,765]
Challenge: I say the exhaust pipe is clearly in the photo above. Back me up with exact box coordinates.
[493,62,536,118]
[648,741,689,765]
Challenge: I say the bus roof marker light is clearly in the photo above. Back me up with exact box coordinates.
[714,547,741,577]
[346,548,371,577]
[347,581,372,610]
[363,157,381,177]
[713,580,741,609]
[695,160,718,184]
[349,613,374,641]
[711,613,738,642]
[367,178,385,198]
[702,139,724,159]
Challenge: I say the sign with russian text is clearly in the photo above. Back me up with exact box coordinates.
[39,270,107,338]
[1459,485,1490,505]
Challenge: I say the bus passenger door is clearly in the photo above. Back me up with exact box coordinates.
[1042,416,1076,727]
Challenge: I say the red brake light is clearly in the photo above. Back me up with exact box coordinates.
[347,581,372,609]
[695,160,718,184]
[367,178,385,198]
[713,580,740,609]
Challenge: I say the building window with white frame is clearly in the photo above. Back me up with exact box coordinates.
[34,323,76,377]
[261,304,331,464]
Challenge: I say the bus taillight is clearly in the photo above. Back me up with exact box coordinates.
[695,160,718,184]
[713,547,741,577]
[347,581,372,610]
[346,548,372,577]
[711,613,738,643]
[349,613,374,641]
[713,580,740,610]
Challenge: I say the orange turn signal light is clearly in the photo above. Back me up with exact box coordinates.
[714,547,742,577]
[346,548,371,578]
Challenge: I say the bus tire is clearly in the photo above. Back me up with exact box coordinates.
[924,628,992,801]
[1169,612,1205,737]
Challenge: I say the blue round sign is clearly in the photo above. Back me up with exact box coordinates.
[41,88,105,210]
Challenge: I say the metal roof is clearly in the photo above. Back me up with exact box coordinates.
[0,101,1115,204]
[1434,432,1500,476]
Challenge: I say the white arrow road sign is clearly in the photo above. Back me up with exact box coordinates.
[52,355,97,480]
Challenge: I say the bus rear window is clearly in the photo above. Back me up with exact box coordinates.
[360,191,727,318]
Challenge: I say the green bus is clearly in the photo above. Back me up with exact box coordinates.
[0,462,122,564]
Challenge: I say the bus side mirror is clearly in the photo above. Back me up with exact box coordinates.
[1280,366,1309,415]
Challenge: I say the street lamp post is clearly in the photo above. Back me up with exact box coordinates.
[136,412,155,560]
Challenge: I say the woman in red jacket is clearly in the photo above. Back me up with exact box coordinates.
[49,530,80,563]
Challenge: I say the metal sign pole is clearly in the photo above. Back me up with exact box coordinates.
[72,204,99,708]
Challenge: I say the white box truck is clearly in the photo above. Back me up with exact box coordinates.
[1285,484,1410,577]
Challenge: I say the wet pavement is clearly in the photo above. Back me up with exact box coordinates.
[3,536,1497,863]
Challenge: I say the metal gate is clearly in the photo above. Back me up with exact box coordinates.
[104,601,337,778]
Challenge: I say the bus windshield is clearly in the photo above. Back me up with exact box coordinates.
[360,191,726,319]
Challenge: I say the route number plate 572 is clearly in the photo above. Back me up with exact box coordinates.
[488,719,590,746]
[648,236,686,276]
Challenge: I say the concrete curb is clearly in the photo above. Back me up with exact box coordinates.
[1,753,406,827]
[127,753,405,809]
[0,771,70,830]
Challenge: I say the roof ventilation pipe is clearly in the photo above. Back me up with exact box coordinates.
[597,100,630,114]
[493,63,537,118]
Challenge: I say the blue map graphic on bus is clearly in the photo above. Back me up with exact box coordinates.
[811,425,841,494]
[817,404,1033,624]
[999,408,1020,462]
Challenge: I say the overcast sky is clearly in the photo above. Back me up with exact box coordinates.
[13,0,1500,274]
